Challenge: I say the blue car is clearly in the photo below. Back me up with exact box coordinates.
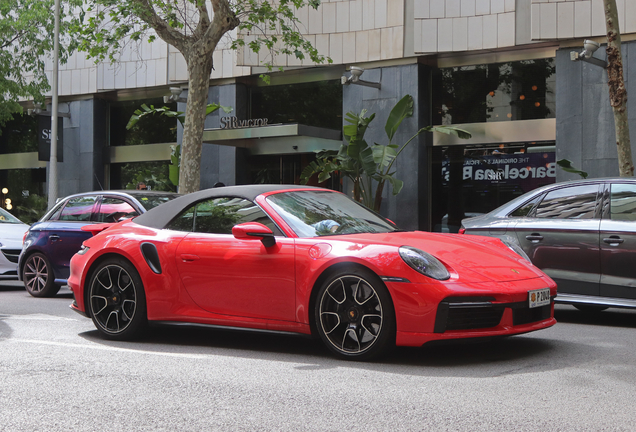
[19,190,179,297]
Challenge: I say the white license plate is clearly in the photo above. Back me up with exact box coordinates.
[528,288,551,308]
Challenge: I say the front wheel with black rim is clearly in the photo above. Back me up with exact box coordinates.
[23,253,61,297]
[315,268,395,361]
[87,258,147,340]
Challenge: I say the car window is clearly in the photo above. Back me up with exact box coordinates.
[130,193,180,211]
[59,196,98,221]
[266,190,397,237]
[535,185,599,219]
[509,194,543,217]
[166,197,281,235]
[610,184,636,221]
[97,197,139,222]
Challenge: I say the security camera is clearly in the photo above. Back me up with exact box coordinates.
[169,87,182,97]
[350,66,364,82]
[582,40,600,58]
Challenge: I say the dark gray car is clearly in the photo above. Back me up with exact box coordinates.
[461,178,636,311]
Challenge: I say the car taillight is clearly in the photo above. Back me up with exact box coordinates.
[23,231,28,243]
[458,228,466,234]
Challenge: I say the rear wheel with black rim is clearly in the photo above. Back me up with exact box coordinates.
[314,267,395,361]
[87,257,147,340]
[23,253,61,297]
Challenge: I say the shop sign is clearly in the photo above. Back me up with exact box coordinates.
[442,152,556,192]
[37,116,64,162]
[220,116,269,129]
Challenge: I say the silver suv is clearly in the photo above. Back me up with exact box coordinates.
[461,178,636,312]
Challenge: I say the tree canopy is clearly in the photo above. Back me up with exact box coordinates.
[0,0,79,129]
[75,0,330,193]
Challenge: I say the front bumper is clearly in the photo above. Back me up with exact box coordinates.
[396,300,556,347]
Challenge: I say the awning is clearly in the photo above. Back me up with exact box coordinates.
[201,123,342,155]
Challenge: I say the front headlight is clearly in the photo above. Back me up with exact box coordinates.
[500,238,531,262]
[399,246,450,280]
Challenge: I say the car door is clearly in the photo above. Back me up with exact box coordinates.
[173,196,296,321]
[46,195,98,280]
[599,183,636,299]
[513,184,602,296]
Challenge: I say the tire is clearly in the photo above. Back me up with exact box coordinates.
[23,253,61,298]
[87,257,147,340]
[574,304,609,313]
[314,267,395,361]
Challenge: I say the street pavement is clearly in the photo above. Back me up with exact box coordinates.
[1,280,635,431]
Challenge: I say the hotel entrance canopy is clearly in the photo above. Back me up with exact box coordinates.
[201,123,342,155]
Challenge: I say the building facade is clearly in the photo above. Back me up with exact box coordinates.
[1,0,635,229]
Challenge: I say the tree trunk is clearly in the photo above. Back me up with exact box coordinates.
[604,0,634,177]
[179,52,214,194]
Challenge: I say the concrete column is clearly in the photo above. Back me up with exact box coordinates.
[342,63,432,231]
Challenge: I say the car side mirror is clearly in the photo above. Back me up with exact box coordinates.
[232,222,276,248]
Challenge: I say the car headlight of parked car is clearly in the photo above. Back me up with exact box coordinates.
[399,246,450,280]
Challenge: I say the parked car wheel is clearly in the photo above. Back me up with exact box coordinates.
[315,268,395,361]
[23,253,61,297]
[87,258,147,340]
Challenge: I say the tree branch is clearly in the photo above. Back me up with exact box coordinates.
[193,0,211,40]
[132,0,189,51]
[201,0,240,53]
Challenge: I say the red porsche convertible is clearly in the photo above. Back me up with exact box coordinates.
[68,185,556,360]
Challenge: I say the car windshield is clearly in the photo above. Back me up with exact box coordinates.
[132,193,180,211]
[266,190,397,237]
[0,207,22,224]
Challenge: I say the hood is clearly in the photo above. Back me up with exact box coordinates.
[332,231,545,283]
[0,223,30,246]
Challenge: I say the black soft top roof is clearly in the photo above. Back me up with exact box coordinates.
[133,184,325,229]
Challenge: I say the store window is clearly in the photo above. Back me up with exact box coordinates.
[432,59,556,125]
[109,98,178,191]
[431,143,556,233]
[250,80,342,130]
[0,114,47,222]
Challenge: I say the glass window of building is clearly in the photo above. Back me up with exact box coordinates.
[0,114,48,222]
[432,59,556,125]
[109,98,178,192]
[431,143,556,233]
[250,80,342,130]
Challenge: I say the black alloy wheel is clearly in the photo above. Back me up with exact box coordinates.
[23,253,61,297]
[88,258,147,340]
[315,268,395,360]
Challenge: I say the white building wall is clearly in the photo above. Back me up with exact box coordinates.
[45,0,636,97]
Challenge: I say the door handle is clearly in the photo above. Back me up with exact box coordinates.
[180,254,200,262]
[50,235,60,242]
[525,234,543,242]
[603,236,624,245]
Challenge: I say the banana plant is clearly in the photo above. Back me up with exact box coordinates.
[301,94,471,212]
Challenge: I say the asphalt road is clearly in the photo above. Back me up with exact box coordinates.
[1,280,635,431]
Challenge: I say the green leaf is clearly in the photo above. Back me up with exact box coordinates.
[385,95,414,142]
[371,144,397,167]
[430,126,472,139]
[377,174,404,195]
[557,159,588,179]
